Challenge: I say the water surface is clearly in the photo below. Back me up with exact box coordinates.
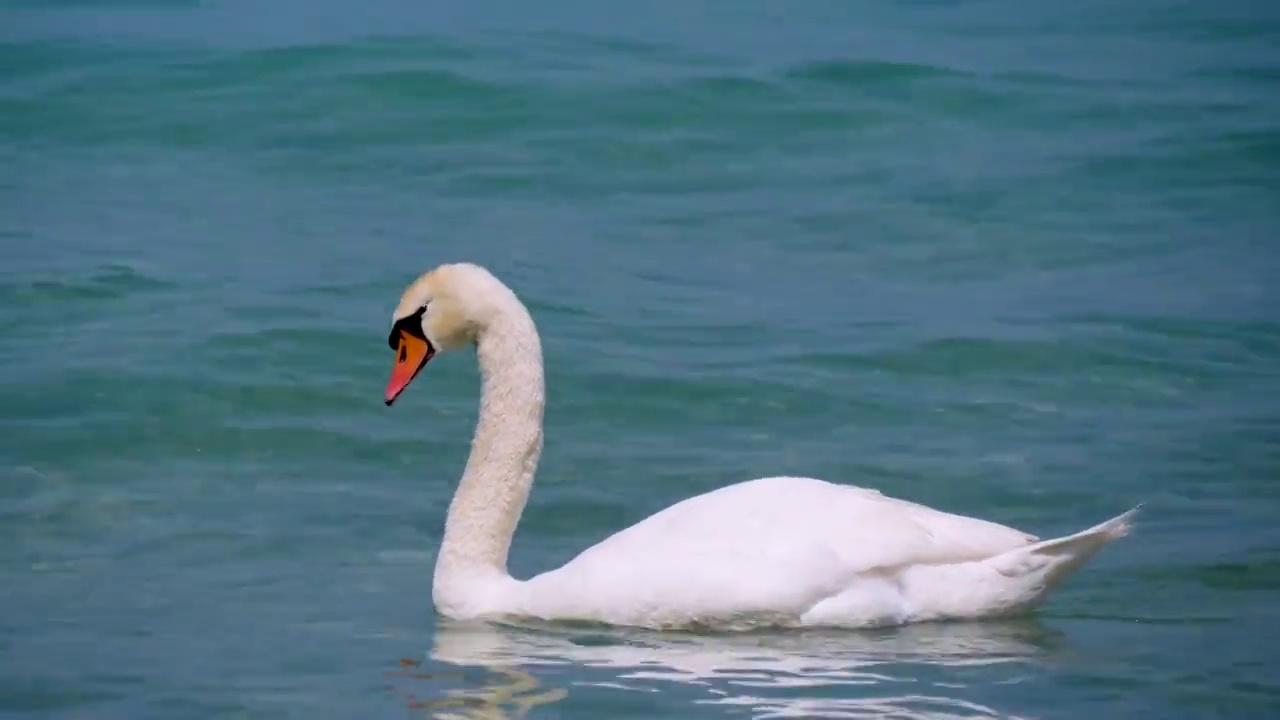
[3,0,1279,717]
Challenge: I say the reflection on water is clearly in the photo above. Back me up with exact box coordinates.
[386,658,567,720]
[390,620,1065,719]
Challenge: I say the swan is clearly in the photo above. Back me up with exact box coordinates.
[383,262,1137,630]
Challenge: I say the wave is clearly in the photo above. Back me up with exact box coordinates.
[0,262,175,307]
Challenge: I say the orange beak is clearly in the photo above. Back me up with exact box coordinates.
[385,330,434,406]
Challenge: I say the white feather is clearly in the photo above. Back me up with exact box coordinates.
[390,263,1137,630]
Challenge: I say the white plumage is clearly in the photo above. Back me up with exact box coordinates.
[383,263,1137,630]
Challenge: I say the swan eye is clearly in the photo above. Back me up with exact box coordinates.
[387,306,428,350]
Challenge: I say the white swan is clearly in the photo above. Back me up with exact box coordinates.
[383,263,1137,630]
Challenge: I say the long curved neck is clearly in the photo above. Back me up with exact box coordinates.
[433,297,544,609]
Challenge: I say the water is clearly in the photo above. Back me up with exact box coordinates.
[2,0,1279,717]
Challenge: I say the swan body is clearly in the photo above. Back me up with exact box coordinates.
[383,263,1136,631]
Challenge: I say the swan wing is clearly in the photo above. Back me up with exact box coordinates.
[518,476,1037,627]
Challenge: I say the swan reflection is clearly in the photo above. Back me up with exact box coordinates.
[391,620,1061,719]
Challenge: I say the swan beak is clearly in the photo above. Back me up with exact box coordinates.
[385,331,434,406]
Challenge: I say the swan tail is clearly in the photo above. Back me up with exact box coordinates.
[994,505,1137,588]
[977,505,1140,615]
[900,506,1140,623]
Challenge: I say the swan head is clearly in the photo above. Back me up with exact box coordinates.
[383,263,511,406]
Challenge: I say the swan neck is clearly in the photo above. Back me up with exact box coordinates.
[433,302,544,601]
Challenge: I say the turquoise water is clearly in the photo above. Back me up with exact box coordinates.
[3,0,1279,717]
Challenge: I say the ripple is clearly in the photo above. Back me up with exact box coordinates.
[0,676,122,715]
[397,622,1056,719]
[1195,560,1280,592]
[0,262,175,307]
[784,59,962,87]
